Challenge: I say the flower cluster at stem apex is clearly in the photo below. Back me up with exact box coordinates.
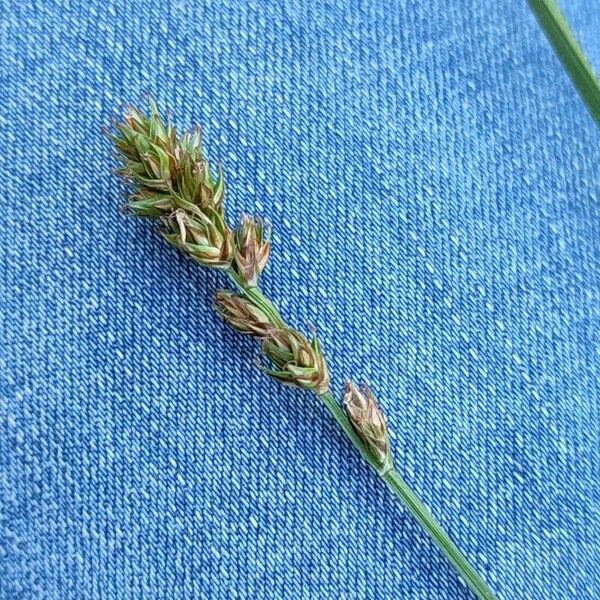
[108,99,328,394]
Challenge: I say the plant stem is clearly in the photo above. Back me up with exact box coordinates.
[225,277,496,599]
[528,0,600,124]
[318,390,496,600]
[382,470,496,600]
[226,269,285,328]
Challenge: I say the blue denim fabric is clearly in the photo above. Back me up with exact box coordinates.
[1,1,599,598]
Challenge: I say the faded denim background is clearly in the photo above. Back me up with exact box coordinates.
[1,1,599,598]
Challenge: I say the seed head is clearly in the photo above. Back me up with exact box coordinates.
[108,98,225,218]
[233,214,271,286]
[215,290,273,337]
[343,381,393,470]
[260,328,330,394]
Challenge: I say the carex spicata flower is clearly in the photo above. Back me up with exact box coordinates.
[108,98,231,268]
[260,328,330,394]
[233,214,271,286]
[215,290,273,337]
[161,208,234,269]
[343,381,393,471]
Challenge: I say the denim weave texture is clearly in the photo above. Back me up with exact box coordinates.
[1,1,599,598]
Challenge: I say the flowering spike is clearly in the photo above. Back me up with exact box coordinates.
[108,98,233,270]
[260,328,329,394]
[233,214,271,286]
[215,290,273,337]
[343,381,393,471]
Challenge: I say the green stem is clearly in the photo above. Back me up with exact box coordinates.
[528,0,600,124]
[382,470,496,600]
[318,391,496,599]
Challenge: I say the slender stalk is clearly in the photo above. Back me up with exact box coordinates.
[528,0,600,124]
[383,470,496,600]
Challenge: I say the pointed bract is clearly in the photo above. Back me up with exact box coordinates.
[162,209,234,269]
[233,214,271,286]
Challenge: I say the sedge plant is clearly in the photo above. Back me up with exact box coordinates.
[106,99,497,600]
